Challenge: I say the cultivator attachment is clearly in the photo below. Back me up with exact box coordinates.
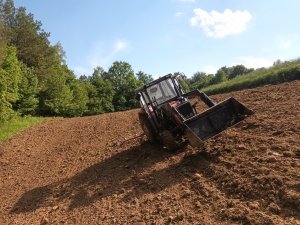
[184,97,253,147]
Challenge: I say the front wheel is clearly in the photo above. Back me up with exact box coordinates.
[160,130,182,151]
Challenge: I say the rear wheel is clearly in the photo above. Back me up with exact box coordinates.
[139,112,158,143]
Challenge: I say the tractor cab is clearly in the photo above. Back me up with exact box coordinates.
[136,74,215,120]
[136,74,184,108]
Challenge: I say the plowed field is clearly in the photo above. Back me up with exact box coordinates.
[0,81,299,225]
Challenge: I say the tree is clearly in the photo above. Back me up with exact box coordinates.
[229,65,250,79]
[212,70,227,84]
[178,78,190,92]
[92,66,106,78]
[217,65,253,80]
[12,7,44,67]
[273,59,283,66]
[38,63,91,117]
[190,72,207,83]
[106,61,140,111]
[53,42,66,65]
[136,70,153,85]
[10,6,63,85]
[1,45,21,103]
[218,66,231,78]
[14,63,38,115]
[0,20,9,64]
[83,68,115,115]
[68,79,88,116]
[0,45,21,122]
[0,0,15,27]
[38,66,73,116]
[81,81,100,115]
[190,72,212,90]
[173,72,190,92]
[0,68,14,122]
[0,1,93,119]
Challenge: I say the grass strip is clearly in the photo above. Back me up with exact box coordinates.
[203,60,300,95]
[0,116,50,142]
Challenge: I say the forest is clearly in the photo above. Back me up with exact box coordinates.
[0,0,299,124]
[0,0,153,122]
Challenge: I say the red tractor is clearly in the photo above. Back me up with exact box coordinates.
[136,74,253,150]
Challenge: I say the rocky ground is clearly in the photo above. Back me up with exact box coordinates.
[0,81,299,225]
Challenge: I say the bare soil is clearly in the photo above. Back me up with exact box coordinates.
[0,81,299,225]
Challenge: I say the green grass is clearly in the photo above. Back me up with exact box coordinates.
[203,59,300,95]
[0,116,51,142]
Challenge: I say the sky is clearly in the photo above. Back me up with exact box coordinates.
[14,0,300,78]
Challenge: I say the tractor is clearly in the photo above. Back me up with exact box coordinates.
[136,74,253,150]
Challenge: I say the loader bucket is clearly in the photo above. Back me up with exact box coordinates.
[184,97,253,146]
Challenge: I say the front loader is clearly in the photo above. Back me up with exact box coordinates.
[136,74,253,150]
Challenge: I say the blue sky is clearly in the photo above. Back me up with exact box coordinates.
[14,0,300,78]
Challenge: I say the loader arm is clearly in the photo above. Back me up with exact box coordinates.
[182,90,216,108]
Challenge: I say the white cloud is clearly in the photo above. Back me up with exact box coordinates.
[113,39,129,53]
[233,56,273,69]
[72,39,130,76]
[176,12,184,17]
[89,39,130,68]
[190,8,252,38]
[203,65,218,74]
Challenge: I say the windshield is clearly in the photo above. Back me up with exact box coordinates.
[144,78,177,105]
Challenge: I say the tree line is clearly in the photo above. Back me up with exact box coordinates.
[0,0,266,123]
[179,65,254,91]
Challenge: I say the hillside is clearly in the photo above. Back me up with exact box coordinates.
[0,81,299,225]
[202,60,300,95]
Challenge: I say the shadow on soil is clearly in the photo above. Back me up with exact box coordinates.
[12,142,212,213]
[10,139,300,220]
[11,139,219,214]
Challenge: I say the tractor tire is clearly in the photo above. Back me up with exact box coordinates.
[139,112,158,143]
[160,130,181,151]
